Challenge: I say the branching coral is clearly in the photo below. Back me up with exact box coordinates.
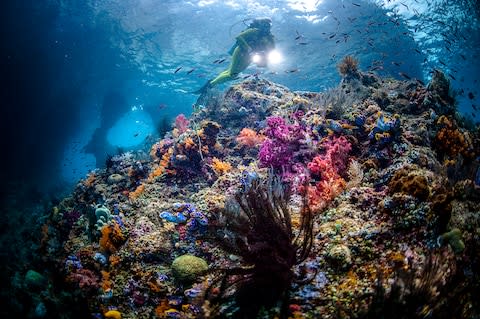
[207,173,314,318]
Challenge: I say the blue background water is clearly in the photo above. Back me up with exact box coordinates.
[1,0,479,198]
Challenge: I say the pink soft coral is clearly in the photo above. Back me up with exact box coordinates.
[174,114,190,134]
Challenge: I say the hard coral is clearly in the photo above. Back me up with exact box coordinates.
[388,167,430,200]
[434,115,475,160]
[171,254,208,282]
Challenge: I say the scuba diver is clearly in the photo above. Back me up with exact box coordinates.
[196,18,275,94]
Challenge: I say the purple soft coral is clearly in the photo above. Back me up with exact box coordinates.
[265,116,304,143]
[259,116,306,171]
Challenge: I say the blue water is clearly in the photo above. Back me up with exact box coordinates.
[1,0,479,194]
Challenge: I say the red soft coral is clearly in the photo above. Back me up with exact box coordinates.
[308,136,351,176]
[305,136,351,212]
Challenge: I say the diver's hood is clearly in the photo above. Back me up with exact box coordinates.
[250,17,272,31]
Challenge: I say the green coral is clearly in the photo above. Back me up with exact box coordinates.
[438,228,465,254]
[171,254,208,282]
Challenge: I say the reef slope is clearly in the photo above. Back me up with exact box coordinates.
[25,68,480,318]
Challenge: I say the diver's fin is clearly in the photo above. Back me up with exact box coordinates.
[193,80,213,94]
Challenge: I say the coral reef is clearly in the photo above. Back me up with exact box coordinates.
[388,166,430,200]
[13,68,480,319]
[433,115,476,160]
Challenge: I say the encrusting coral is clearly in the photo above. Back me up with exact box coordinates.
[388,166,430,200]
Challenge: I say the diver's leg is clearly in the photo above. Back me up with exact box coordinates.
[210,47,250,86]
[209,70,233,86]
[229,47,251,74]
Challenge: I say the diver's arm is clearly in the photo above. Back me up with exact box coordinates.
[235,28,258,51]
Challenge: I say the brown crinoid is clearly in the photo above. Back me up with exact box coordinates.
[206,173,314,318]
[337,55,360,79]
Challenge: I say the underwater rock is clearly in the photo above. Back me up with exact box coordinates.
[428,69,450,100]
[34,302,47,318]
[127,216,172,259]
[196,78,295,131]
[35,73,480,319]
[171,254,208,282]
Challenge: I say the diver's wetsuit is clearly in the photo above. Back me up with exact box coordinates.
[196,19,275,93]
[209,27,275,86]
